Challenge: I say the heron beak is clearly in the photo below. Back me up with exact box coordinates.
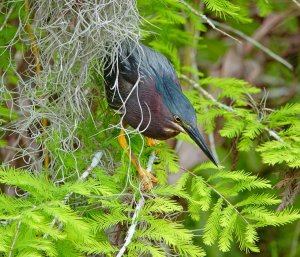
[183,126,218,166]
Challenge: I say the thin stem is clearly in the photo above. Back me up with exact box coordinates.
[116,197,145,257]
[24,0,41,73]
[0,6,14,31]
[182,167,250,225]
[177,0,240,43]
[146,151,158,172]
[116,151,156,257]
[292,0,300,8]
[213,21,293,70]
[289,220,300,257]
[177,0,293,70]
[181,75,285,143]
[181,75,236,113]
[8,220,21,257]
[265,128,284,143]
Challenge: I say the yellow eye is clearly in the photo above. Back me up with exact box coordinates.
[174,116,181,123]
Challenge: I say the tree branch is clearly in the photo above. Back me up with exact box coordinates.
[177,0,293,70]
[8,220,21,257]
[181,75,285,143]
[177,0,240,43]
[292,0,300,8]
[214,21,293,70]
[181,74,237,113]
[116,151,156,257]
[116,197,145,257]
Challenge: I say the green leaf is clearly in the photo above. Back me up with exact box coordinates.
[203,198,223,245]
[202,0,251,22]
[218,207,237,252]
[235,194,281,207]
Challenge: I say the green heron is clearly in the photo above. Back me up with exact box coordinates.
[104,42,217,189]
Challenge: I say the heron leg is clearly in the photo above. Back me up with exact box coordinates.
[146,137,158,147]
[118,129,158,190]
[146,137,162,165]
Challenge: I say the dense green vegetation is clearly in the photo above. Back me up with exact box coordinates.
[1,0,300,256]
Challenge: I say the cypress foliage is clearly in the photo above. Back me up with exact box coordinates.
[1,0,300,256]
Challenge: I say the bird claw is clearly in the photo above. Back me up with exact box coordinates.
[138,168,158,190]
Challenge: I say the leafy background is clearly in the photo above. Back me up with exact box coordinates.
[1,0,300,256]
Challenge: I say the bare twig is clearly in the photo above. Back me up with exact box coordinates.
[181,74,236,113]
[0,5,14,31]
[277,170,300,211]
[146,151,158,172]
[213,21,293,70]
[181,75,285,143]
[264,128,284,143]
[116,151,156,257]
[292,0,300,8]
[116,197,145,257]
[177,0,293,70]
[8,220,21,257]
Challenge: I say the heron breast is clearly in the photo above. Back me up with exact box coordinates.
[122,80,180,140]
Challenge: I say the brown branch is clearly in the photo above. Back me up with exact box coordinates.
[177,0,293,70]
[277,170,300,211]
[214,21,293,70]
[231,136,239,171]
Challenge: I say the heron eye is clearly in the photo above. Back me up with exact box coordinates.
[174,116,181,123]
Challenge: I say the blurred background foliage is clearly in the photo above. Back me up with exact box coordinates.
[1,0,300,256]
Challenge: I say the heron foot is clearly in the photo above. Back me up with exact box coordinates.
[118,129,158,190]
[137,167,158,190]
[146,137,159,147]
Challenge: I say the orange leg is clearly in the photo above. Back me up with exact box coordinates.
[146,137,161,164]
[118,129,158,190]
[146,137,159,147]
